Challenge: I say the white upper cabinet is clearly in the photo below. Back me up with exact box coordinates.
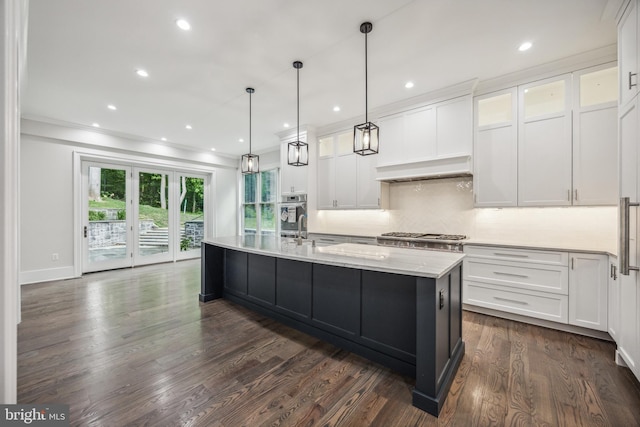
[620,0,639,107]
[375,95,473,180]
[316,131,386,210]
[518,75,573,206]
[437,97,473,157]
[404,106,436,159]
[474,64,617,208]
[377,113,404,166]
[473,88,518,207]
[572,65,618,206]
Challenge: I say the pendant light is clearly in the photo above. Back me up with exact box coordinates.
[353,21,379,156]
[288,61,308,166]
[241,87,259,174]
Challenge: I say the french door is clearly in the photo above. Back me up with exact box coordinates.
[82,161,133,272]
[82,161,207,273]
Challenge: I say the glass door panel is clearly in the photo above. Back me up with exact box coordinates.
[135,170,172,264]
[83,162,132,272]
[178,174,205,257]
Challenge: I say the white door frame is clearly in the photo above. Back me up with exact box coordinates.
[74,150,215,276]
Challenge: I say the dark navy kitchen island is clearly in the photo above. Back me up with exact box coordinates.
[200,235,465,417]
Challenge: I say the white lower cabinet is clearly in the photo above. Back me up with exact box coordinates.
[568,253,608,331]
[464,245,609,332]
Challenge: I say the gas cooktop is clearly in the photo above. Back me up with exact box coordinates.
[380,232,467,241]
[377,232,467,252]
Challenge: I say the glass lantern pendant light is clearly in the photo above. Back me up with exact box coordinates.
[354,21,379,156]
[288,61,308,166]
[241,87,259,174]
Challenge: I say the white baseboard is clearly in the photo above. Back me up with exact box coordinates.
[463,304,613,342]
[20,266,77,285]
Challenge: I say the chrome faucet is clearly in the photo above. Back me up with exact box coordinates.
[296,214,307,245]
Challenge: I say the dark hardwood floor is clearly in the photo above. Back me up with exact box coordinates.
[17,259,640,426]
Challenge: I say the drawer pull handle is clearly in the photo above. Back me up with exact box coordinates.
[493,252,529,258]
[494,271,529,279]
[494,296,529,305]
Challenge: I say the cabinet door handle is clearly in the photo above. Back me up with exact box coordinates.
[567,189,571,201]
[494,271,529,279]
[620,197,640,275]
[630,71,638,89]
[83,225,87,238]
[493,252,528,258]
[571,257,574,270]
[574,189,578,202]
[494,296,529,305]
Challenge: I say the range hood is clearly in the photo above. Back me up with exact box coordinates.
[375,154,472,183]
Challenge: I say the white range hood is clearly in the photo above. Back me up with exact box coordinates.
[375,154,472,183]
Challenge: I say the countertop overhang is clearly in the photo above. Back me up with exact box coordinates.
[203,236,464,279]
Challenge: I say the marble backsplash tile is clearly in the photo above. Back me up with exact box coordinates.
[309,177,617,251]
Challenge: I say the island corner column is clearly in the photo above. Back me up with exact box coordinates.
[412,264,465,416]
[200,244,225,302]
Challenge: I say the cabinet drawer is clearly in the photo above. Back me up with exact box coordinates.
[463,258,568,295]
[464,281,568,323]
[464,245,568,266]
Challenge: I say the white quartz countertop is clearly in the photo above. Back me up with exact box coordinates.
[203,236,464,279]
[464,238,617,257]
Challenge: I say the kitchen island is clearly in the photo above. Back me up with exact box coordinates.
[200,235,465,417]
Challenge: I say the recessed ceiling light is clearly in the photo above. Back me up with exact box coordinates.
[185,124,192,130]
[239,138,244,143]
[161,137,167,141]
[283,123,290,128]
[136,69,149,77]
[107,104,117,110]
[518,42,532,52]
[405,81,414,89]
[333,106,341,112]
[176,19,191,31]
[92,123,100,128]
[210,148,216,152]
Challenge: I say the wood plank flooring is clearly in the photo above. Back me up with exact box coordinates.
[17,259,640,426]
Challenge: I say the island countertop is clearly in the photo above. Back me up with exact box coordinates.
[203,235,464,279]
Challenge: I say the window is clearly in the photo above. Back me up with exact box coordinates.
[242,168,278,235]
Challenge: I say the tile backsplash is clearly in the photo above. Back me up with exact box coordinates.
[309,177,617,252]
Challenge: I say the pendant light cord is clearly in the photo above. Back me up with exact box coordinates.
[297,66,300,141]
[249,91,252,155]
[365,29,368,124]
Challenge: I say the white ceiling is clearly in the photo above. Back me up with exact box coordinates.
[23,0,618,158]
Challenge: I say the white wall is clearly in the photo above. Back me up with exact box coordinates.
[20,136,75,276]
[20,120,239,284]
[310,176,617,253]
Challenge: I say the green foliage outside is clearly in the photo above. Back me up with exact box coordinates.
[90,170,204,228]
[89,197,201,228]
[88,210,106,221]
